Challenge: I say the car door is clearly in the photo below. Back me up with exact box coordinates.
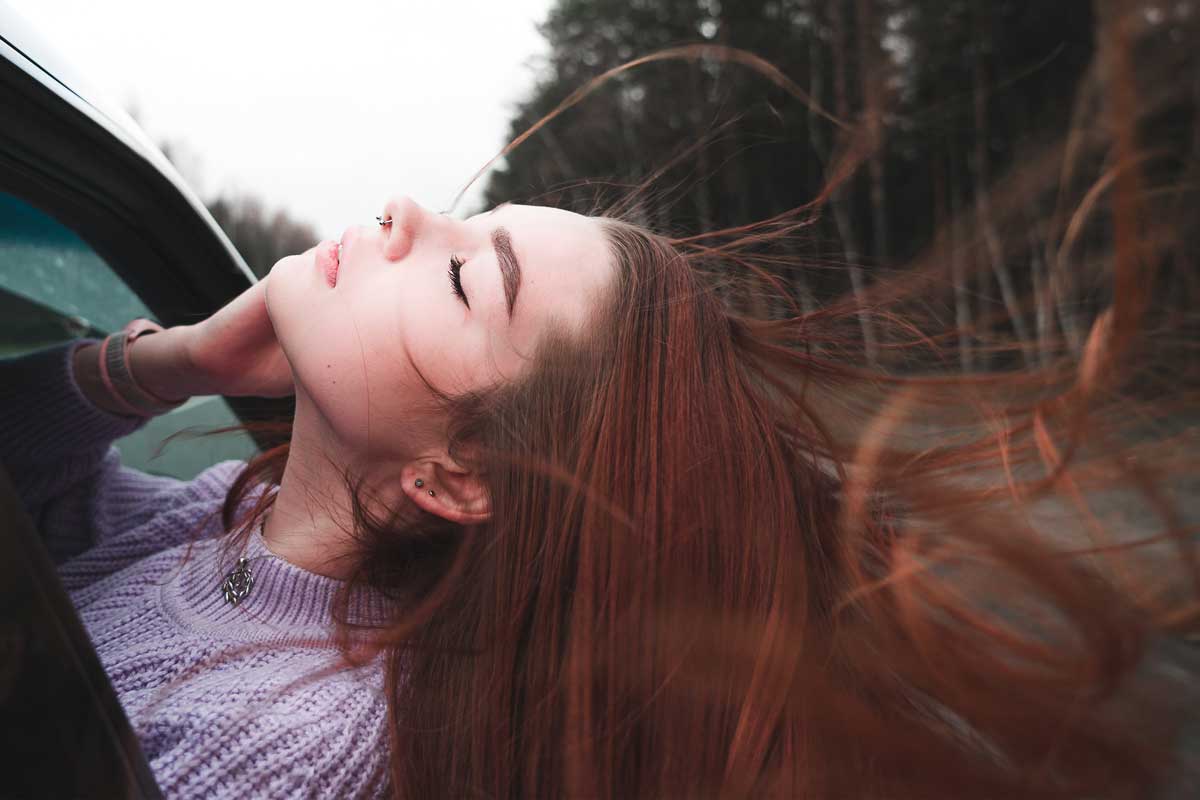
[0,457,165,800]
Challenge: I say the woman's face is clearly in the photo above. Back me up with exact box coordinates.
[265,197,615,460]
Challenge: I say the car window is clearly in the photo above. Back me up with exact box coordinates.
[0,190,258,479]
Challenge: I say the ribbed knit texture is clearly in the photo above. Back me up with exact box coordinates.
[1,341,393,799]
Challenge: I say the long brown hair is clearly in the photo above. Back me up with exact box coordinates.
[203,7,1199,798]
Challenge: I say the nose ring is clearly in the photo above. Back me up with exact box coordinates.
[376,216,392,226]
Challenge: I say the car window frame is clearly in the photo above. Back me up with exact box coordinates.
[0,20,294,449]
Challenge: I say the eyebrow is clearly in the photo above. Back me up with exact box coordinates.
[491,226,522,322]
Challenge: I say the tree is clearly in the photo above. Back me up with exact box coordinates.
[483,0,1194,371]
[205,194,318,278]
[151,126,318,279]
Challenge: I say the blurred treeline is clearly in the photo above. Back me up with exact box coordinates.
[155,140,317,279]
[205,194,317,279]
[483,0,1198,371]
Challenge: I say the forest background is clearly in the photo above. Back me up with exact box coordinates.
[201,0,1198,373]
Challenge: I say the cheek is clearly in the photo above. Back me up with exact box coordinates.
[276,259,486,444]
[390,281,479,390]
[267,278,385,429]
[299,293,446,450]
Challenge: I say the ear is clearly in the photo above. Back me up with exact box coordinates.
[400,456,491,525]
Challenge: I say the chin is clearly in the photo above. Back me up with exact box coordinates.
[263,257,314,342]
[269,250,307,278]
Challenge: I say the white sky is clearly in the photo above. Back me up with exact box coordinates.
[9,0,554,239]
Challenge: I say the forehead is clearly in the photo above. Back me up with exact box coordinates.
[471,204,613,341]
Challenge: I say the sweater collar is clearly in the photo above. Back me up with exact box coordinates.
[159,518,398,645]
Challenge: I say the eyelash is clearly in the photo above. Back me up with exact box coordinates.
[448,255,469,309]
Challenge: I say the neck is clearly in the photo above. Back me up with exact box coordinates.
[263,391,406,580]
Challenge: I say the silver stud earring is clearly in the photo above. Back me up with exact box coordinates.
[428,489,436,497]
[414,478,424,488]
[377,216,392,226]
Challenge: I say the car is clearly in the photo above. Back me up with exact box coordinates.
[0,3,292,796]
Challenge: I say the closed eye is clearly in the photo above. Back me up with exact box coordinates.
[448,255,469,308]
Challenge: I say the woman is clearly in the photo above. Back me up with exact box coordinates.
[6,191,1198,799]
[6,50,1200,800]
[2,199,616,798]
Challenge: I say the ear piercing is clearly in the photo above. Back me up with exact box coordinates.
[377,216,392,226]
[415,478,435,497]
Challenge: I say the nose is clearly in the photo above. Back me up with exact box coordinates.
[379,195,430,261]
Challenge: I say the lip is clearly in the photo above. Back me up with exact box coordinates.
[316,239,340,287]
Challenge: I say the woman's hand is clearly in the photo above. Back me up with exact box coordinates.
[181,277,294,399]
[72,277,293,416]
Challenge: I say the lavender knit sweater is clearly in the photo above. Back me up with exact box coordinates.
[2,341,394,799]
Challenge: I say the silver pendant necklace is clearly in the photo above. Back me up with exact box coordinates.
[221,557,256,606]
[219,517,276,607]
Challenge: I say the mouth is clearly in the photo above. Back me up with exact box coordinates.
[316,239,340,287]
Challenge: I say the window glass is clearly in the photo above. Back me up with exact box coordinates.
[0,191,258,479]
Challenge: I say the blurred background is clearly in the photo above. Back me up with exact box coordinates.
[3,0,1197,655]
[8,0,554,267]
[8,0,1197,365]
[0,1,1195,582]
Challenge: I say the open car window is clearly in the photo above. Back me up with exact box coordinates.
[0,190,258,479]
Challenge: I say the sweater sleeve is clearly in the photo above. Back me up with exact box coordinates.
[0,338,190,563]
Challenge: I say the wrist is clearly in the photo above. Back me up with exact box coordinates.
[71,341,133,416]
[125,323,200,403]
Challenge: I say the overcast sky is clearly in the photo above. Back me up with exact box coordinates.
[10,0,554,238]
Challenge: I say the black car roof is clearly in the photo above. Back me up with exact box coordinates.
[0,0,254,285]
